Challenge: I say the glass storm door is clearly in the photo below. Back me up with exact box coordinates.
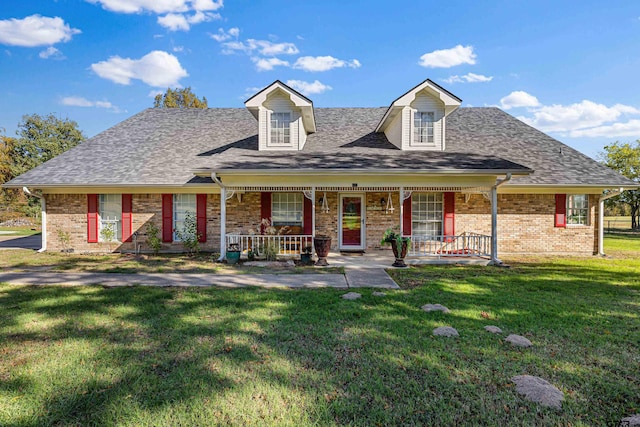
[340,195,364,249]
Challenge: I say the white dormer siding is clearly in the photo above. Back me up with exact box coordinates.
[376,79,460,151]
[260,92,303,151]
[408,93,445,150]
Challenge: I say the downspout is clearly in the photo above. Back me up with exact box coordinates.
[490,173,512,265]
[598,188,624,256]
[211,173,226,261]
[22,187,46,252]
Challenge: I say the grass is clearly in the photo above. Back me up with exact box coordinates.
[0,226,41,236]
[0,251,344,275]
[0,235,638,425]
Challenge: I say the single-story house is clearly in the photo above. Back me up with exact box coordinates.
[4,79,637,262]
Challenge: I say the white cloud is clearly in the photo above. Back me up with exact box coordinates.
[158,11,219,31]
[39,46,64,59]
[286,80,332,95]
[518,100,640,134]
[418,45,476,68]
[252,57,289,71]
[0,15,80,47]
[61,96,121,112]
[211,27,239,42]
[173,45,184,52]
[292,55,361,72]
[148,89,164,98]
[500,91,540,109]
[87,0,223,31]
[568,119,640,138]
[222,38,299,56]
[443,73,493,84]
[86,0,189,14]
[91,50,188,87]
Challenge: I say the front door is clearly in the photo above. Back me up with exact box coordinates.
[339,194,365,250]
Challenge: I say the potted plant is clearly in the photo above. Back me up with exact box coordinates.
[300,246,313,266]
[226,243,241,264]
[381,226,411,267]
[313,235,331,266]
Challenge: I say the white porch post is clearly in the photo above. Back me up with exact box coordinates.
[490,186,498,264]
[598,198,605,256]
[311,186,316,255]
[219,186,226,261]
[39,197,46,252]
[399,187,404,235]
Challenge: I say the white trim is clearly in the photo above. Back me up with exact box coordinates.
[338,193,366,250]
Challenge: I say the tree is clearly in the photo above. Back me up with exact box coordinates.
[9,114,85,177]
[0,114,85,220]
[153,87,208,109]
[600,141,640,229]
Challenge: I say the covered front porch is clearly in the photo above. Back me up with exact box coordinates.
[218,183,505,264]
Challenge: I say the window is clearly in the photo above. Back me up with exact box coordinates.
[272,193,303,226]
[567,194,588,225]
[412,193,443,236]
[270,112,291,144]
[414,111,434,145]
[173,194,196,241]
[99,194,121,242]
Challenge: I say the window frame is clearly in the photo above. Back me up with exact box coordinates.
[411,192,443,237]
[173,194,197,241]
[413,111,435,145]
[271,192,303,227]
[270,112,291,145]
[98,194,122,242]
[566,194,589,226]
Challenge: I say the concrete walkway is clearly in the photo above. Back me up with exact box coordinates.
[0,269,400,289]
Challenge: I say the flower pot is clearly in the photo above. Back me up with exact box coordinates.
[313,235,331,266]
[300,252,313,266]
[226,250,241,264]
[390,239,408,268]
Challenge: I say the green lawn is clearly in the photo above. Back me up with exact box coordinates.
[0,237,638,425]
[0,226,41,236]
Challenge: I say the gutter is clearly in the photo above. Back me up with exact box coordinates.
[193,168,532,177]
[598,188,625,256]
[490,173,512,265]
[22,187,46,252]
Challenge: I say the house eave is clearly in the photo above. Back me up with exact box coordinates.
[195,168,532,176]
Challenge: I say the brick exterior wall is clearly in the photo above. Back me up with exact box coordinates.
[43,191,599,255]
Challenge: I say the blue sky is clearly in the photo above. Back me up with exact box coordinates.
[1,0,639,159]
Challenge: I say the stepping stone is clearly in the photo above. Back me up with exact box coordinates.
[372,292,386,297]
[422,304,450,313]
[505,334,532,347]
[485,325,502,334]
[433,326,459,337]
[342,292,361,300]
[621,414,640,426]
[511,375,564,409]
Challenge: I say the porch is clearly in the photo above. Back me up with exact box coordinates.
[219,183,504,264]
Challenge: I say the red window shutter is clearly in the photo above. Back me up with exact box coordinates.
[197,194,207,243]
[402,195,412,236]
[122,194,133,242]
[443,192,455,239]
[555,194,567,228]
[87,194,99,243]
[162,194,173,242]
[303,195,312,235]
[260,192,272,233]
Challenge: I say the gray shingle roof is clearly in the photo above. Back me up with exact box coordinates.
[5,107,635,188]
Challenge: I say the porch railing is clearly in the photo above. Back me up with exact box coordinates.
[225,234,313,258]
[406,232,491,257]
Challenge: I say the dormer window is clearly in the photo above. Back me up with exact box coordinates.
[414,111,434,145]
[270,112,291,145]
